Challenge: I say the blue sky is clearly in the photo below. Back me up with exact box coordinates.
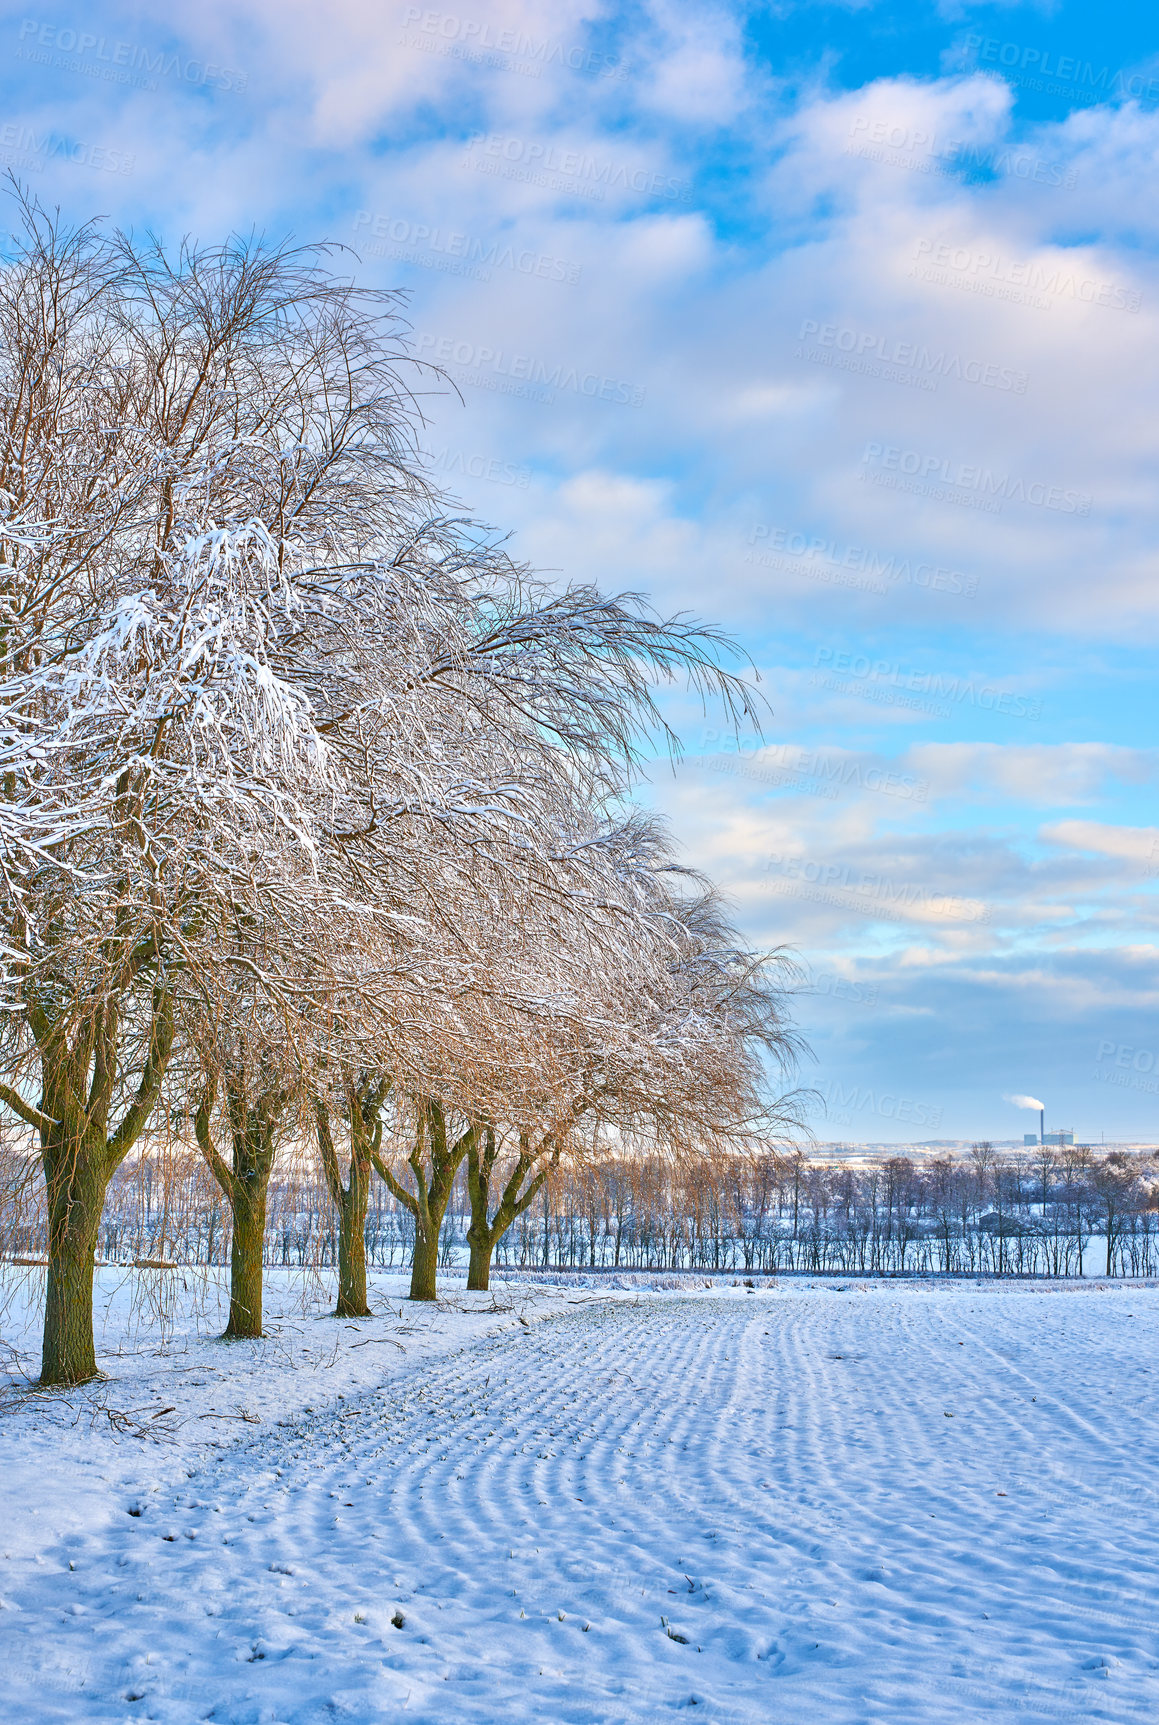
[5,0,1158,1143]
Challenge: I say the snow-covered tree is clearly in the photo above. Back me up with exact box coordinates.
[0,192,788,1372]
[0,200,441,1381]
[461,829,806,1290]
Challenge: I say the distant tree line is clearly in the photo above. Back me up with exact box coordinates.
[4,1139,1156,1282]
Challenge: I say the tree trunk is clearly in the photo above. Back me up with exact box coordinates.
[466,1229,492,1291]
[336,1156,371,1318]
[41,1140,107,1385]
[225,1177,267,1338]
[410,1221,441,1301]
[196,1075,281,1342]
[464,1128,566,1296]
[316,1081,387,1319]
[26,987,175,1387]
[466,1128,499,1292]
[373,1101,480,1305]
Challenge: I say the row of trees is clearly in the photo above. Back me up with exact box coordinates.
[6,1140,1155,1286]
[0,194,802,1384]
[488,1143,1154,1279]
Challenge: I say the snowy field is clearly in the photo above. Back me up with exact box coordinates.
[2,1270,1159,1723]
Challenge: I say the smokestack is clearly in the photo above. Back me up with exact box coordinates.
[1004,1095,1047,1140]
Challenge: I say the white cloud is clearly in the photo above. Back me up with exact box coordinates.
[1041,820,1159,862]
[190,0,614,144]
[7,13,1158,1127]
[629,0,756,125]
[906,742,1157,803]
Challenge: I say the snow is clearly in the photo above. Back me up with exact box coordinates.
[2,1270,1159,1722]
